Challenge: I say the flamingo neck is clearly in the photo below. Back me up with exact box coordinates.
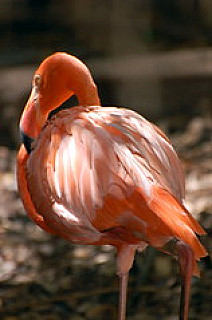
[75,82,100,107]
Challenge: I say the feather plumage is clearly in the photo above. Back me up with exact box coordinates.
[25,106,206,261]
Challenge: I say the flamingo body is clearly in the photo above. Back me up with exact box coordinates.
[17,52,207,320]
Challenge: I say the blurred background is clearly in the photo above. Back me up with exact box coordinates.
[0,1,212,319]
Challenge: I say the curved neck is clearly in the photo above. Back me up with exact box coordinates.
[62,55,101,107]
[76,82,100,107]
[38,53,101,111]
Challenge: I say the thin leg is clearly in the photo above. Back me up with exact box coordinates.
[118,272,129,320]
[176,241,195,320]
[116,244,138,320]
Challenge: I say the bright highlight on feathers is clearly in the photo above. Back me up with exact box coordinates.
[17,52,207,320]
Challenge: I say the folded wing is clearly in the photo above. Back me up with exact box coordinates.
[26,106,206,260]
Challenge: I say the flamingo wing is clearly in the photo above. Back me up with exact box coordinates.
[26,106,206,259]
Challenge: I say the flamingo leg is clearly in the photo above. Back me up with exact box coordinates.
[176,241,195,320]
[116,244,141,320]
[118,272,129,320]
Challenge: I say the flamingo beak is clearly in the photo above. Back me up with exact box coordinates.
[20,74,46,139]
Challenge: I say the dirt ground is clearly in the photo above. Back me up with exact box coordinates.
[0,116,212,320]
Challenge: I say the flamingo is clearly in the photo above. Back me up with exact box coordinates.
[17,52,207,320]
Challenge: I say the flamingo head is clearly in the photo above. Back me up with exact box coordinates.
[20,52,100,140]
